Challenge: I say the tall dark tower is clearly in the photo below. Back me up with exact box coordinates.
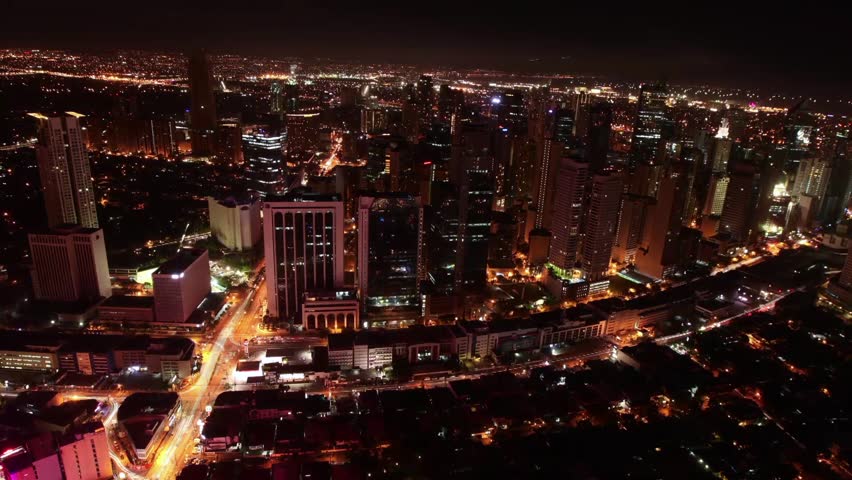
[188,49,217,157]
[586,102,612,173]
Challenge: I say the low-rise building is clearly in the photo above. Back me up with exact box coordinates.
[117,392,181,462]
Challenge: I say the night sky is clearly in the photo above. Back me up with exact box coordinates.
[2,1,849,95]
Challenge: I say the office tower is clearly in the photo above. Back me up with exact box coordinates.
[586,102,612,173]
[215,118,242,164]
[358,194,423,320]
[386,142,415,193]
[243,126,285,198]
[188,50,217,157]
[494,89,525,132]
[28,226,111,303]
[438,84,465,122]
[533,137,564,230]
[450,119,492,185]
[455,168,494,293]
[711,128,733,173]
[725,107,748,143]
[784,99,816,169]
[792,157,830,199]
[612,194,648,264]
[427,182,460,297]
[361,107,388,134]
[719,167,760,242]
[703,175,730,217]
[818,132,852,224]
[270,82,284,113]
[152,248,211,323]
[30,113,98,229]
[207,194,261,251]
[415,75,434,126]
[552,108,575,144]
[548,158,589,271]
[263,192,345,322]
[285,113,320,159]
[581,172,623,281]
[634,163,688,278]
[630,83,672,169]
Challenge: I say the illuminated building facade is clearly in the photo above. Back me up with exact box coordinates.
[31,114,98,229]
[358,194,423,321]
[243,127,285,198]
[263,193,344,322]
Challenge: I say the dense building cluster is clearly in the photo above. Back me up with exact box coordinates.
[0,46,849,479]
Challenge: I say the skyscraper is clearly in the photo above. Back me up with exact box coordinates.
[586,102,612,173]
[634,163,688,278]
[29,226,111,303]
[580,172,623,281]
[719,167,761,242]
[30,113,98,229]
[263,192,345,322]
[358,194,423,322]
[548,158,589,271]
[270,82,284,114]
[533,137,564,230]
[188,50,217,157]
[243,126,285,198]
[612,194,648,265]
[630,83,672,169]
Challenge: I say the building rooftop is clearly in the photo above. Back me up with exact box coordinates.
[99,295,155,309]
[154,248,207,276]
[117,392,179,421]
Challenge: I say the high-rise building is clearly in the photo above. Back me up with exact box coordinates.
[818,132,852,224]
[581,172,623,281]
[630,83,672,169]
[703,175,730,217]
[548,158,589,271]
[263,192,344,322]
[243,126,285,198]
[270,82,284,114]
[719,167,761,242]
[207,194,261,251]
[361,107,388,134]
[454,168,494,293]
[586,102,612,173]
[635,163,688,278]
[612,194,648,264]
[415,75,434,127]
[28,226,111,303]
[30,113,98,229]
[285,113,320,159]
[152,248,211,323]
[215,118,242,164]
[711,137,733,174]
[792,157,830,199]
[188,50,217,157]
[552,108,574,145]
[533,137,564,230]
[358,194,423,321]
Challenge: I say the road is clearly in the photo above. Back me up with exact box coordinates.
[146,280,266,480]
[654,291,792,346]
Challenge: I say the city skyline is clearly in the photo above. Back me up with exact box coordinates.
[0,26,849,480]
[1,5,850,97]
